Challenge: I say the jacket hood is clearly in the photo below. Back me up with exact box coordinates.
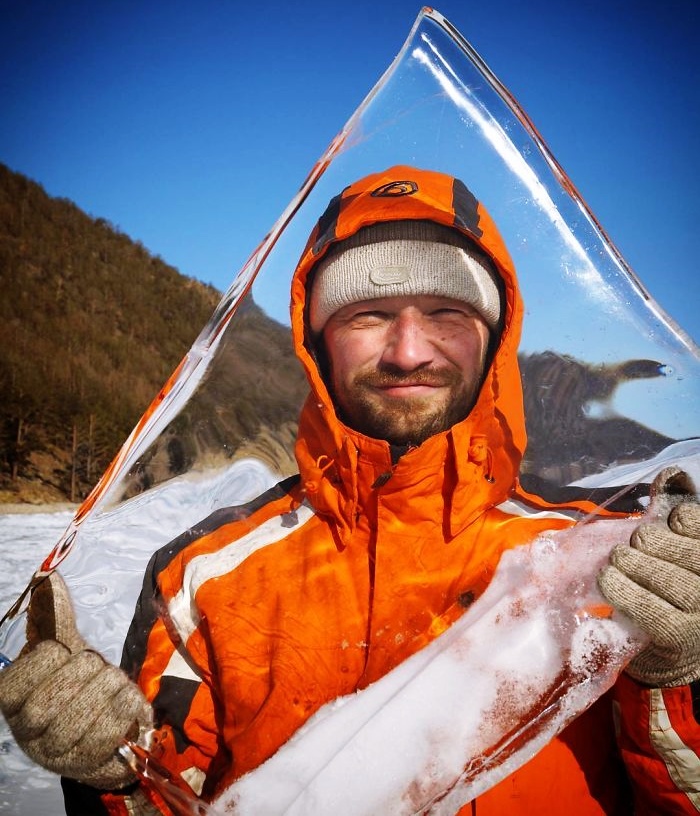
[290,166,526,544]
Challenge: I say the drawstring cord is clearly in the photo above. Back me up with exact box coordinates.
[303,455,334,495]
[468,436,495,483]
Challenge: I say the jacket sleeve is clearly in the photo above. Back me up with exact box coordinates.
[80,486,302,815]
[614,672,700,814]
[81,534,230,814]
[123,539,231,806]
[61,777,172,816]
[62,547,218,816]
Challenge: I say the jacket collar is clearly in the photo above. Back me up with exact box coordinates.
[293,343,523,545]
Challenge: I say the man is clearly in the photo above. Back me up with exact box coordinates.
[1,166,699,814]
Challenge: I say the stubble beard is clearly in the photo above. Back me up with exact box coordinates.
[334,366,481,446]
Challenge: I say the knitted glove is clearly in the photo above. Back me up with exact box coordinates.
[0,571,152,789]
[598,467,700,687]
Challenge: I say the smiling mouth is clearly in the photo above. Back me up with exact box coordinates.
[375,382,447,397]
[354,367,461,401]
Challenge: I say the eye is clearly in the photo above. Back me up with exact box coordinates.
[429,307,468,319]
[350,309,391,324]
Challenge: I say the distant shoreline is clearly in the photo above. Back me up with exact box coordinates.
[0,502,79,515]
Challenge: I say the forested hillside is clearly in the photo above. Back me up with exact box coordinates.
[0,163,223,503]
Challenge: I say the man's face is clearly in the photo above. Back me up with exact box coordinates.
[321,294,492,446]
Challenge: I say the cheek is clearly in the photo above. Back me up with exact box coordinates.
[448,330,490,374]
[328,333,382,383]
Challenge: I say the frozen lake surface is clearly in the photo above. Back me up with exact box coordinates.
[0,509,74,815]
[0,461,279,815]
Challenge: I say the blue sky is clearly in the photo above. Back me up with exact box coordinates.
[1,0,698,343]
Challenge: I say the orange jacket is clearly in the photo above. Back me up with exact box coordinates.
[84,168,698,815]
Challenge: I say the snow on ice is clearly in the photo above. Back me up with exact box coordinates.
[0,509,73,815]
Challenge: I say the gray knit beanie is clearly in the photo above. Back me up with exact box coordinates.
[308,220,501,334]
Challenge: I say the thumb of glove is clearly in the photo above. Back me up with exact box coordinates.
[647,466,697,523]
[2,571,86,714]
[24,570,86,655]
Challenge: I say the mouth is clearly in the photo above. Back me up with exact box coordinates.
[376,382,446,398]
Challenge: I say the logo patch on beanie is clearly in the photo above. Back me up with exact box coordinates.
[371,180,418,197]
[370,265,412,285]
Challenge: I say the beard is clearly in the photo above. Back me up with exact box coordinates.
[333,365,481,446]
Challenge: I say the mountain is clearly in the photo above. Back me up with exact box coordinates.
[116,294,310,502]
[518,351,673,507]
[0,164,228,503]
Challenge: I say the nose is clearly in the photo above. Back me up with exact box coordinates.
[380,311,435,371]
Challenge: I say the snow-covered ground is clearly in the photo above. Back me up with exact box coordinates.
[0,460,279,815]
[0,509,73,815]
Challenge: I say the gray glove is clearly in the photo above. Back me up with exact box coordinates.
[598,466,700,687]
[0,571,152,789]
